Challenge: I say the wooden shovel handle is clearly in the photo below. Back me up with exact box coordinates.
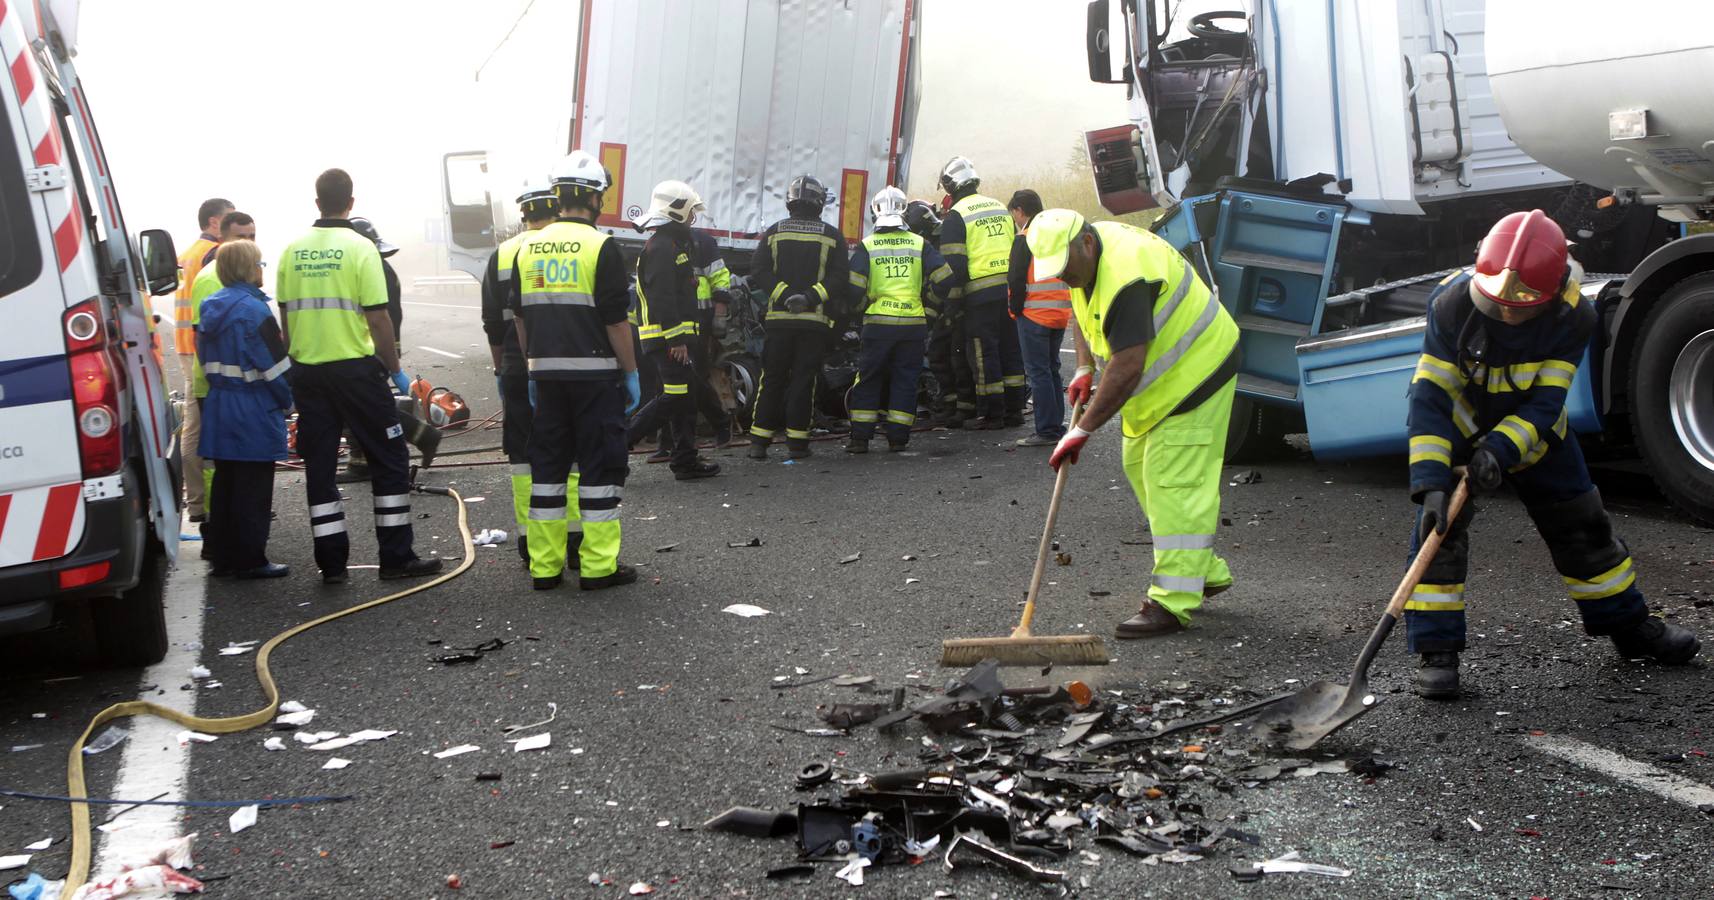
[1013,405,1085,638]
[1383,475,1471,620]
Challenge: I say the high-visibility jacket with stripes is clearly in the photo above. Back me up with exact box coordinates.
[1020,228,1072,328]
[480,229,535,376]
[173,234,219,355]
[188,262,225,398]
[692,229,731,313]
[942,193,1015,301]
[276,220,390,366]
[1406,269,1591,499]
[1074,221,1239,439]
[847,228,953,334]
[197,281,293,462]
[749,216,851,329]
[511,220,624,379]
[635,224,700,349]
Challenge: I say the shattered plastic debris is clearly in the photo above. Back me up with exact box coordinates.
[0,855,29,871]
[294,731,338,744]
[69,865,204,899]
[502,702,558,735]
[262,737,287,752]
[130,832,196,871]
[727,538,763,548]
[1229,470,1262,485]
[217,642,255,656]
[278,700,308,713]
[834,856,871,885]
[228,804,258,834]
[82,726,127,756]
[174,731,217,745]
[1240,850,1352,879]
[275,709,316,727]
[307,730,397,751]
[628,883,655,895]
[654,543,679,553]
[435,638,508,665]
[187,666,211,679]
[839,552,862,564]
[722,604,771,617]
[322,758,352,770]
[6,872,59,900]
[23,839,50,852]
[510,732,551,752]
[434,745,481,759]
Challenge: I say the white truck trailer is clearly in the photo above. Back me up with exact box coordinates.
[1083,0,1710,522]
[442,0,922,278]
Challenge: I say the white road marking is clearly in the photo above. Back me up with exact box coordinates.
[401,301,481,311]
[91,532,208,876]
[1526,733,1714,811]
[415,345,464,359]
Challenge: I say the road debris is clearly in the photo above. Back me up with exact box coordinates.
[294,731,337,744]
[307,730,397,751]
[0,855,30,871]
[654,543,679,553]
[1230,850,1352,880]
[81,726,127,756]
[1229,470,1262,485]
[68,865,204,899]
[322,758,352,770]
[262,737,287,751]
[275,708,316,727]
[6,872,58,900]
[510,732,551,752]
[839,552,862,564]
[628,883,655,895]
[128,832,196,871]
[723,604,771,618]
[434,745,481,759]
[187,666,211,679]
[472,528,508,546]
[727,538,763,548]
[834,856,870,885]
[174,731,216,745]
[445,873,464,889]
[22,839,49,852]
[434,637,508,665]
[229,804,258,834]
[502,703,558,735]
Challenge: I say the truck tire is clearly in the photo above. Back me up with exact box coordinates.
[93,538,169,667]
[1225,395,1287,463]
[1627,272,1714,525]
[719,352,760,433]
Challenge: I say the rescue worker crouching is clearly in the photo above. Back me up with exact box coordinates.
[746,175,851,460]
[627,180,721,480]
[277,168,441,584]
[844,187,953,453]
[939,157,1027,429]
[1029,209,1242,639]
[1405,209,1700,699]
[509,151,642,591]
[910,199,976,428]
[482,177,577,566]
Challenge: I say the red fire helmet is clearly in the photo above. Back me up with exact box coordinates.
[1471,209,1569,308]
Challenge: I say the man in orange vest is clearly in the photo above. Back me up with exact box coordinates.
[1006,190,1074,447]
[175,197,233,522]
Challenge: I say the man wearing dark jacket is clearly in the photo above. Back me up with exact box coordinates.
[627,181,721,480]
[745,175,850,460]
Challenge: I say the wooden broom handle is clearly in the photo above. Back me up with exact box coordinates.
[1014,405,1084,638]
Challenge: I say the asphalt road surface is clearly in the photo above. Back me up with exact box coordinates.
[3,292,1712,898]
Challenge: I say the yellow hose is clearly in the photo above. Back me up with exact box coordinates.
[60,487,474,895]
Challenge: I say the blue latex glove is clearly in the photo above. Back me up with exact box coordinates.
[624,370,641,414]
[390,370,411,395]
[527,378,537,410]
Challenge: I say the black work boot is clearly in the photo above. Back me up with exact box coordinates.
[845,437,869,454]
[1414,651,1461,700]
[1611,617,1701,664]
[580,563,638,591]
[380,557,444,580]
[533,573,563,591]
[516,534,530,564]
[786,441,812,460]
[746,438,770,460]
[1003,413,1026,428]
[673,459,721,480]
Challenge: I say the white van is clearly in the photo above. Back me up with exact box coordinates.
[0,0,184,665]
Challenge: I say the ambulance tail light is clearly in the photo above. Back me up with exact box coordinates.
[63,299,124,478]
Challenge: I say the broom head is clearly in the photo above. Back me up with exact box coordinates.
[940,633,1109,668]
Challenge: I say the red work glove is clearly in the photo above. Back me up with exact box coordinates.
[1066,366,1094,409]
[1049,426,1092,471]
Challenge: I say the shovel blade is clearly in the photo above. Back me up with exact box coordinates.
[1230,678,1378,751]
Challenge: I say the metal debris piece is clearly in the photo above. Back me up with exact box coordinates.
[727,537,763,548]
[839,552,862,564]
[819,703,888,729]
[502,703,559,735]
[833,675,875,687]
[654,543,679,553]
[435,638,508,665]
[1229,470,1262,485]
[943,833,1066,884]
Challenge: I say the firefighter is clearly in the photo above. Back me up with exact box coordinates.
[745,175,851,460]
[1028,209,1241,639]
[509,151,641,591]
[276,169,441,583]
[844,187,954,453]
[1405,210,1700,698]
[689,227,735,448]
[910,199,976,429]
[939,157,1026,428]
[626,180,721,480]
[482,177,569,565]
[1006,189,1074,447]
[340,216,402,484]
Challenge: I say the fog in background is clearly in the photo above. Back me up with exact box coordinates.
[78,0,1130,290]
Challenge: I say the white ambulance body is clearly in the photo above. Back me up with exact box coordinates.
[0,0,184,665]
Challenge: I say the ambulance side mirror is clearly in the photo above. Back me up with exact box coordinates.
[139,229,179,296]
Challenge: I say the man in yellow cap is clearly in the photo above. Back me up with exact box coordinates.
[1027,209,1241,639]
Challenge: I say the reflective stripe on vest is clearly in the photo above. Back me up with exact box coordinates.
[277,226,388,365]
[860,231,927,325]
[514,220,619,375]
[1022,251,1073,329]
[1074,221,1237,439]
[951,195,1014,293]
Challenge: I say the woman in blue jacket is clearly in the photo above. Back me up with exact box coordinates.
[198,240,293,578]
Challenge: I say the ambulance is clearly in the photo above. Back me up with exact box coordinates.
[0,0,183,665]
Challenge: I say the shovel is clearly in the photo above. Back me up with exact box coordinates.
[1232,475,1471,750]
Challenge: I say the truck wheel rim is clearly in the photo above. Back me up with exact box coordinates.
[1669,329,1714,473]
[724,360,755,411]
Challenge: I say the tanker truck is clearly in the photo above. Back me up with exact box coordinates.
[1081,0,1711,523]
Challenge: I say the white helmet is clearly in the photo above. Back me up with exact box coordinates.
[632,180,704,229]
[551,150,610,198]
[869,186,908,228]
[516,176,557,216]
[939,156,980,195]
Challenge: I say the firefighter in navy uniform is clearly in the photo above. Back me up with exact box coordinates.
[745,175,851,460]
[508,151,642,591]
[909,199,977,428]
[844,187,954,453]
[482,177,571,564]
[938,157,1027,428]
[276,169,441,584]
[627,180,722,480]
[689,227,735,448]
[1406,210,1700,698]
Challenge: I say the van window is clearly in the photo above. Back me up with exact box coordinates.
[0,102,45,299]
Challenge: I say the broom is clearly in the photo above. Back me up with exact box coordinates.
[941,407,1109,667]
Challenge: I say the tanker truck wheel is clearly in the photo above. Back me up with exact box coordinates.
[1224,395,1287,463]
[1628,272,1714,525]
